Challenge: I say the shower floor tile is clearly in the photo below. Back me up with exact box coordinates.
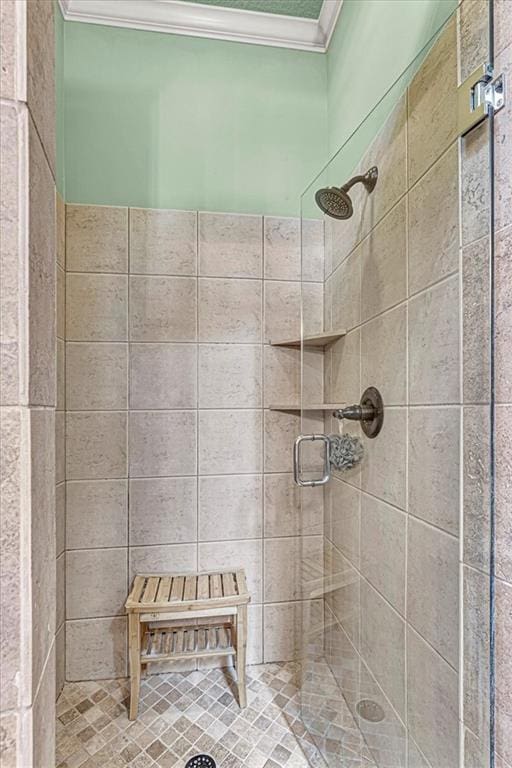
[55,662,328,767]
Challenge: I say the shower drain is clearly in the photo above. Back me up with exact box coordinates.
[185,756,217,768]
[356,699,385,723]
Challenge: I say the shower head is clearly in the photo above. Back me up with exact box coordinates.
[315,166,378,220]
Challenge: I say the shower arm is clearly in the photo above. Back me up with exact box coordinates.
[339,166,379,194]
[340,174,370,193]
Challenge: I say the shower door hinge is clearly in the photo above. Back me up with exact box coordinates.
[458,63,505,137]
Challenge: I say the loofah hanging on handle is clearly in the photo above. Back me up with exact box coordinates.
[329,433,364,471]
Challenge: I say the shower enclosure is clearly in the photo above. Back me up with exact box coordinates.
[297,4,498,766]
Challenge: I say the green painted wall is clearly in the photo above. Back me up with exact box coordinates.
[61,21,327,216]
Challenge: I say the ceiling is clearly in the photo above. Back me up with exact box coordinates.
[178,0,324,19]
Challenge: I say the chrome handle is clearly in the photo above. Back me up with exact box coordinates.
[293,434,331,487]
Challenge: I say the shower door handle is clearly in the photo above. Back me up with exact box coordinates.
[293,434,331,487]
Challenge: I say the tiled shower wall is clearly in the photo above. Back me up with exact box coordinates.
[316,5,511,768]
[64,206,325,680]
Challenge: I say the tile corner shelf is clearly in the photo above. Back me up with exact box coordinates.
[269,330,346,348]
[268,403,345,412]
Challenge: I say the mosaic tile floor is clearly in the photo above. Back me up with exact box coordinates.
[56,662,330,768]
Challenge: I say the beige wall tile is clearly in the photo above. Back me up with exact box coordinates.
[361,304,407,406]
[66,205,128,273]
[360,581,405,720]
[129,543,197,580]
[301,218,324,283]
[130,275,196,342]
[461,120,489,247]
[66,548,127,619]
[407,517,459,668]
[463,238,491,403]
[199,409,262,475]
[495,49,511,233]
[129,410,196,477]
[330,248,361,333]
[360,407,406,509]
[263,346,299,407]
[264,535,321,603]
[66,411,127,480]
[496,226,512,402]
[495,0,512,56]
[55,625,65,699]
[199,539,262,603]
[199,475,262,541]
[330,478,360,568]
[496,406,512,582]
[463,405,491,571]
[407,16,457,186]
[199,344,261,408]
[27,0,55,174]
[130,208,196,276]
[263,410,298,473]
[56,552,65,629]
[56,482,65,557]
[463,565,490,741]
[361,198,407,321]
[130,343,196,409]
[408,276,460,404]
[458,0,489,82]
[66,480,128,550]
[326,544,360,644]
[264,281,300,343]
[56,193,65,269]
[264,217,300,281]
[57,264,65,341]
[302,282,324,337]
[303,348,324,405]
[0,0,19,99]
[66,343,128,411]
[199,278,262,343]
[66,617,127,680]
[408,145,459,295]
[409,407,460,535]
[32,644,55,768]
[407,627,459,768]
[361,494,405,614]
[66,273,128,342]
[56,338,65,411]
[129,477,197,546]
[327,330,360,406]
[495,578,512,765]
[264,473,322,538]
[199,212,262,278]
[263,601,302,663]
[55,410,65,485]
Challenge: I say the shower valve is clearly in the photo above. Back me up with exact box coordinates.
[332,387,384,439]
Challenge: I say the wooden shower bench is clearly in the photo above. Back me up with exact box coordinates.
[125,570,250,719]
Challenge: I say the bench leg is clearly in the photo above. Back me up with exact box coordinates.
[128,613,141,720]
[236,605,247,708]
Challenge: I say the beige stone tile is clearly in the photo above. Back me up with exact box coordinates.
[57,264,65,341]
[495,0,512,56]
[361,198,406,321]
[199,409,262,474]
[199,277,262,343]
[66,411,127,480]
[27,0,55,175]
[407,517,459,667]
[264,216,300,281]
[329,478,360,568]
[361,493,405,614]
[66,273,128,342]
[463,238,491,402]
[30,409,56,692]
[56,552,65,629]
[325,543,360,644]
[407,16,457,186]
[130,275,196,342]
[66,617,127,680]
[129,477,197,546]
[56,481,65,557]
[361,303,406,406]
[461,120,489,247]
[495,578,512,765]
[28,116,56,406]
[56,624,65,698]
[199,539,262,603]
[264,473,322,538]
[66,548,127,619]
[57,193,65,269]
[409,146,459,295]
[408,276,460,404]
[463,405,491,571]
[199,474,262,541]
[458,0,489,81]
[409,407,460,536]
[302,281,324,337]
[263,602,302,663]
[301,218,324,283]
[129,543,197,580]
[495,48,511,233]
[360,407,406,509]
[199,344,261,408]
[66,480,128,550]
[361,580,405,720]
[130,343,197,409]
[129,410,196,477]
[327,329,360,406]
[407,627,459,768]
[32,643,55,768]
[0,0,20,99]
[496,406,512,582]
[55,410,65,484]
[463,565,490,742]
[66,205,128,272]
[463,728,491,768]
[263,410,298,474]
[66,343,128,410]
[199,212,262,278]
[264,535,321,602]
[496,226,512,402]
[264,281,300,343]
[302,347,324,405]
[56,338,65,411]
[263,345,299,407]
[330,247,361,334]
[130,208,196,276]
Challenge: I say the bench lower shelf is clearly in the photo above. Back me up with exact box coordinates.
[141,624,235,664]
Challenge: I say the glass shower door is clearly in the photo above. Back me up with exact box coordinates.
[298,4,497,766]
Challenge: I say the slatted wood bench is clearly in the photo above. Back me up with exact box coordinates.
[125,570,250,719]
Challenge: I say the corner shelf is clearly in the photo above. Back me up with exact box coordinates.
[268,403,345,412]
[270,330,346,348]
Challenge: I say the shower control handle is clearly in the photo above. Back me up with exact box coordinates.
[293,434,330,487]
[333,404,375,422]
[332,387,385,439]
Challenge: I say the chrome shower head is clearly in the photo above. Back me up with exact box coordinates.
[315,166,378,220]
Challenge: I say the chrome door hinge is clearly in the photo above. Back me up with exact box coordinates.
[458,63,505,137]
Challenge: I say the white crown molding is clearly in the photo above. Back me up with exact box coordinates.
[57,0,343,53]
